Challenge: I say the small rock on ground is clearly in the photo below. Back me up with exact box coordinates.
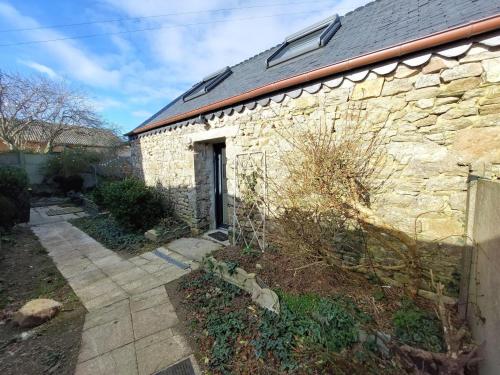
[14,298,62,328]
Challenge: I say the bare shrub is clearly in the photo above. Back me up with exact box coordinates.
[394,272,481,374]
[266,102,423,294]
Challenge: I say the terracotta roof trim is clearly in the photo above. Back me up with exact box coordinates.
[129,14,500,137]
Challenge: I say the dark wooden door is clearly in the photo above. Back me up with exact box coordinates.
[213,143,226,228]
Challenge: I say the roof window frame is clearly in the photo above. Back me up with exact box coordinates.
[266,14,341,68]
[183,66,232,102]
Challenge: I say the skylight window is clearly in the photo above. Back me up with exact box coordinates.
[267,14,341,68]
[183,67,232,102]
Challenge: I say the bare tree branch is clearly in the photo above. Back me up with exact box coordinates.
[0,70,106,153]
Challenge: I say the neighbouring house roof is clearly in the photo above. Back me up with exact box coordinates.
[19,123,122,148]
[129,0,500,136]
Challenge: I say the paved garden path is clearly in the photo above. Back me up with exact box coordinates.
[31,218,207,375]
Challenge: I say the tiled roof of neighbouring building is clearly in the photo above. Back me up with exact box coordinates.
[19,123,122,148]
[130,0,500,135]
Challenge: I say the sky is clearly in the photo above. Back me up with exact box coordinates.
[0,0,371,134]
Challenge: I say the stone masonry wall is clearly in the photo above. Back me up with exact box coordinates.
[131,42,500,289]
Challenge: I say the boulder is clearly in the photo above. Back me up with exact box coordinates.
[14,299,62,328]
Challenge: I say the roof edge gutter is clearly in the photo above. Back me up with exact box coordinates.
[129,14,500,136]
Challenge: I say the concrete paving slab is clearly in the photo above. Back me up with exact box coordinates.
[130,286,169,313]
[75,343,138,375]
[139,259,176,274]
[129,256,150,266]
[85,248,116,261]
[58,262,99,279]
[77,278,121,301]
[68,269,108,290]
[79,313,134,362]
[135,329,192,375]
[140,252,158,261]
[101,260,138,277]
[32,218,202,375]
[84,299,131,330]
[55,255,93,268]
[93,254,124,268]
[165,238,220,262]
[83,289,128,311]
[121,275,165,296]
[132,302,179,340]
[155,249,200,272]
[51,251,86,265]
[111,267,150,286]
[29,206,88,226]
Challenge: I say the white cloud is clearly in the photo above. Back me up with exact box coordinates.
[0,2,121,87]
[104,0,373,83]
[0,0,373,132]
[19,60,58,78]
[89,97,123,112]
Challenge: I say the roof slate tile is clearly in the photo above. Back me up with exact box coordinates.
[133,0,500,132]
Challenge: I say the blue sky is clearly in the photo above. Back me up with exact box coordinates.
[0,0,370,134]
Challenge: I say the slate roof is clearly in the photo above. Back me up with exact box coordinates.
[133,0,500,134]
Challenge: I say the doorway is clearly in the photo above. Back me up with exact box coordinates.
[213,143,228,228]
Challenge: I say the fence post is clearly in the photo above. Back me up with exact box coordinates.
[458,175,479,321]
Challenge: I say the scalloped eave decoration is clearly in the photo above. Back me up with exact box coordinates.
[402,53,432,67]
[436,43,472,58]
[132,33,500,138]
[479,34,500,47]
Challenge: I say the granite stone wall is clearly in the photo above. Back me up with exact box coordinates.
[131,42,500,289]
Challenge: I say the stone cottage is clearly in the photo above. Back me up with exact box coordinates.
[128,0,500,285]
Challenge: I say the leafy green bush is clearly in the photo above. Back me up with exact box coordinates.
[98,178,163,231]
[0,166,29,197]
[90,182,108,207]
[0,195,17,231]
[393,298,444,352]
[43,148,101,178]
[0,166,30,226]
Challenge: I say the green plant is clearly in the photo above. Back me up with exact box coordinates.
[372,290,386,301]
[253,306,300,370]
[254,292,361,370]
[98,178,163,231]
[0,166,30,226]
[70,214,148,252]
[393,298,444,352]
[43,148,101,178]
[278,292,322,317]
[90,182,108,206]
[0,195,17,231]
[180,272,242,311]
[0,166,29,197]
[206,311,246,373]
[154,216,191,242]
[226,261,239,276]
[242,244,259,257]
